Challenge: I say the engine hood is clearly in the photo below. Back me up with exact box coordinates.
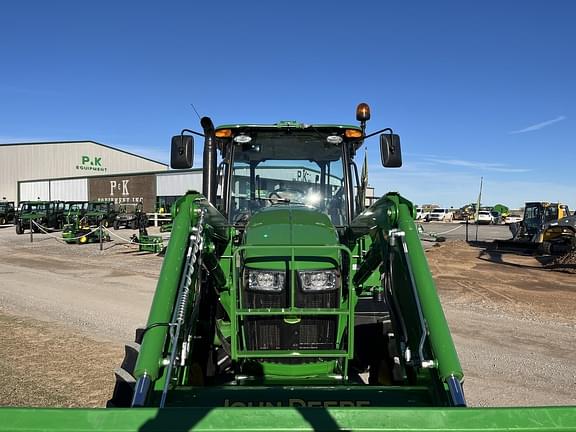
[244,205,338,246]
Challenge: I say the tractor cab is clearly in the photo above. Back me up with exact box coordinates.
[521,202,570,237]
[171,104,402,237]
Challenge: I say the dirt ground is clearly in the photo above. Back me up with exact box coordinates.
[0,228,574,408]
[427,241,576,406]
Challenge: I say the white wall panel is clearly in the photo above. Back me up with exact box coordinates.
[20,181,50,201]
[1,141,167,203]
[157,172,202,196]
[50,179,88,201]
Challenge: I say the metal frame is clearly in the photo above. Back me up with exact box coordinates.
[230,244,354,374]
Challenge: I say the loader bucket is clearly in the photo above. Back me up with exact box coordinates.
[1,406,576,431]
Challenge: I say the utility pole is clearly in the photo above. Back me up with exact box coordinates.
[475,177,483,241]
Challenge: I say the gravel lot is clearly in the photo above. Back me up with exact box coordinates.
[0,223,574,408]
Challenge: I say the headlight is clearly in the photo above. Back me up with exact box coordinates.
[299,270,338,292]
[247,270,285,292]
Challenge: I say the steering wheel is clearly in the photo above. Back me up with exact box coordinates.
[268,188,305,204]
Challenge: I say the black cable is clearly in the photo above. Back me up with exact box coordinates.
[140,322,173,337]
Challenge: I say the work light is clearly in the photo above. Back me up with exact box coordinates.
[298,270,338,292]
[247,270,285,292]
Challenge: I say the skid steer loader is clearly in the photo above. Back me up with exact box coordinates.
[496,202,576,255]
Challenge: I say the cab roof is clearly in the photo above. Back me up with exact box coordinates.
[215,122,361,130]
[214,122,364,162]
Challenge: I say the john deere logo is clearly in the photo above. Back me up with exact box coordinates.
[76,155,107,172]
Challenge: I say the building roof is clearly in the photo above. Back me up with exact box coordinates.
[0,140,167,167]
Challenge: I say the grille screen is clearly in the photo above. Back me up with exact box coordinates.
[244,317,337,351]
[244,291,287,309]
[296,290,338,308]
[242,271,340,353]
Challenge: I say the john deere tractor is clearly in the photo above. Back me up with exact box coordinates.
[1,104,575,431]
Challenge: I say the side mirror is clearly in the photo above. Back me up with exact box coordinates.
[171,135,194,169]
[380,133,402,168]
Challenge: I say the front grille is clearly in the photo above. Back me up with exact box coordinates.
[295,290,338,308]
[244,317,282,350]
[298,318,337,349]
[243,317,337,351]
[243,291,288,309]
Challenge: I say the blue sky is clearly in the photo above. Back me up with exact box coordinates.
[1,1,574,209]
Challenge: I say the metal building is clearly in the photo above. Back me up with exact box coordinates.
[0,141,167,203]
[18,169,203,213]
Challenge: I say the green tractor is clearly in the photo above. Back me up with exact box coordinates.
[1,104,575,431]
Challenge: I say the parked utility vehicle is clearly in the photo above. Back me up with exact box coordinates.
[0,201,15,225]
[87,201,117,227]
[114,202,147,230]
[15,201,65,234]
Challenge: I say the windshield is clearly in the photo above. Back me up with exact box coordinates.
[65,202,87,212]
[230,158,346,226]
[21,203,47,212]
[88,202,109,212]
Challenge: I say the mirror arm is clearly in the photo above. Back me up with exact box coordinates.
[363,127,393,140]
[180,128,205,138]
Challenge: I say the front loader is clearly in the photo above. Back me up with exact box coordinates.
[1,104,575,431]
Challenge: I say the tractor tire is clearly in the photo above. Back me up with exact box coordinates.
[15,222,24,235]
[129,220,137,230]
[107,328,145,408]
[0,216,5,225]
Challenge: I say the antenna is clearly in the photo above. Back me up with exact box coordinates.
[190,103,202,121]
